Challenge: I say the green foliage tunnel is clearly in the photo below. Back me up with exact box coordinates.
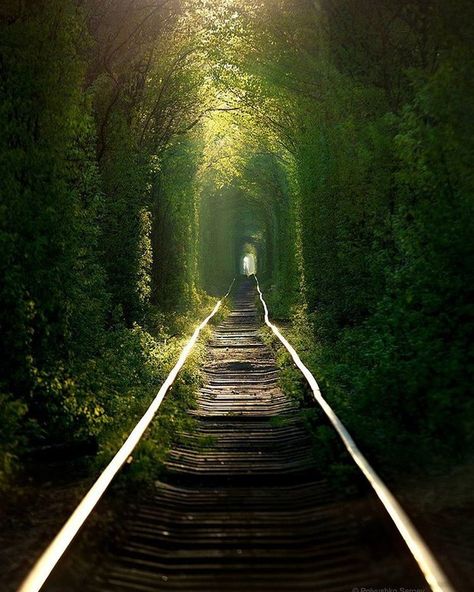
[0,0,473,487]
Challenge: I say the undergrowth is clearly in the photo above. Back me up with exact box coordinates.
[97,293,230,488]
[1,293,228,492]
[260,323,360,495]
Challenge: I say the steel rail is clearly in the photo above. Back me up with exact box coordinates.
[17,279,235,592]
[254,275,455,592]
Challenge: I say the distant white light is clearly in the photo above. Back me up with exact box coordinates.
[242,253,256,276]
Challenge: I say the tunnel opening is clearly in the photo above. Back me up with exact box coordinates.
[197,134,299,301]
[199,183,269,294]
[240,245,257,276]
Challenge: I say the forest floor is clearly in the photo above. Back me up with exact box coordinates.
[395,462,474,590]
[0,459,93,592]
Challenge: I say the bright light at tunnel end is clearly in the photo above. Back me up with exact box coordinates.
[241,252,256,276]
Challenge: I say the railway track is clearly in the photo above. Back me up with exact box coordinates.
[36,279,431,592]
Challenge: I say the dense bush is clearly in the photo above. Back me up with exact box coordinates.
[258,0,474,472]
[0,0,209,489]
